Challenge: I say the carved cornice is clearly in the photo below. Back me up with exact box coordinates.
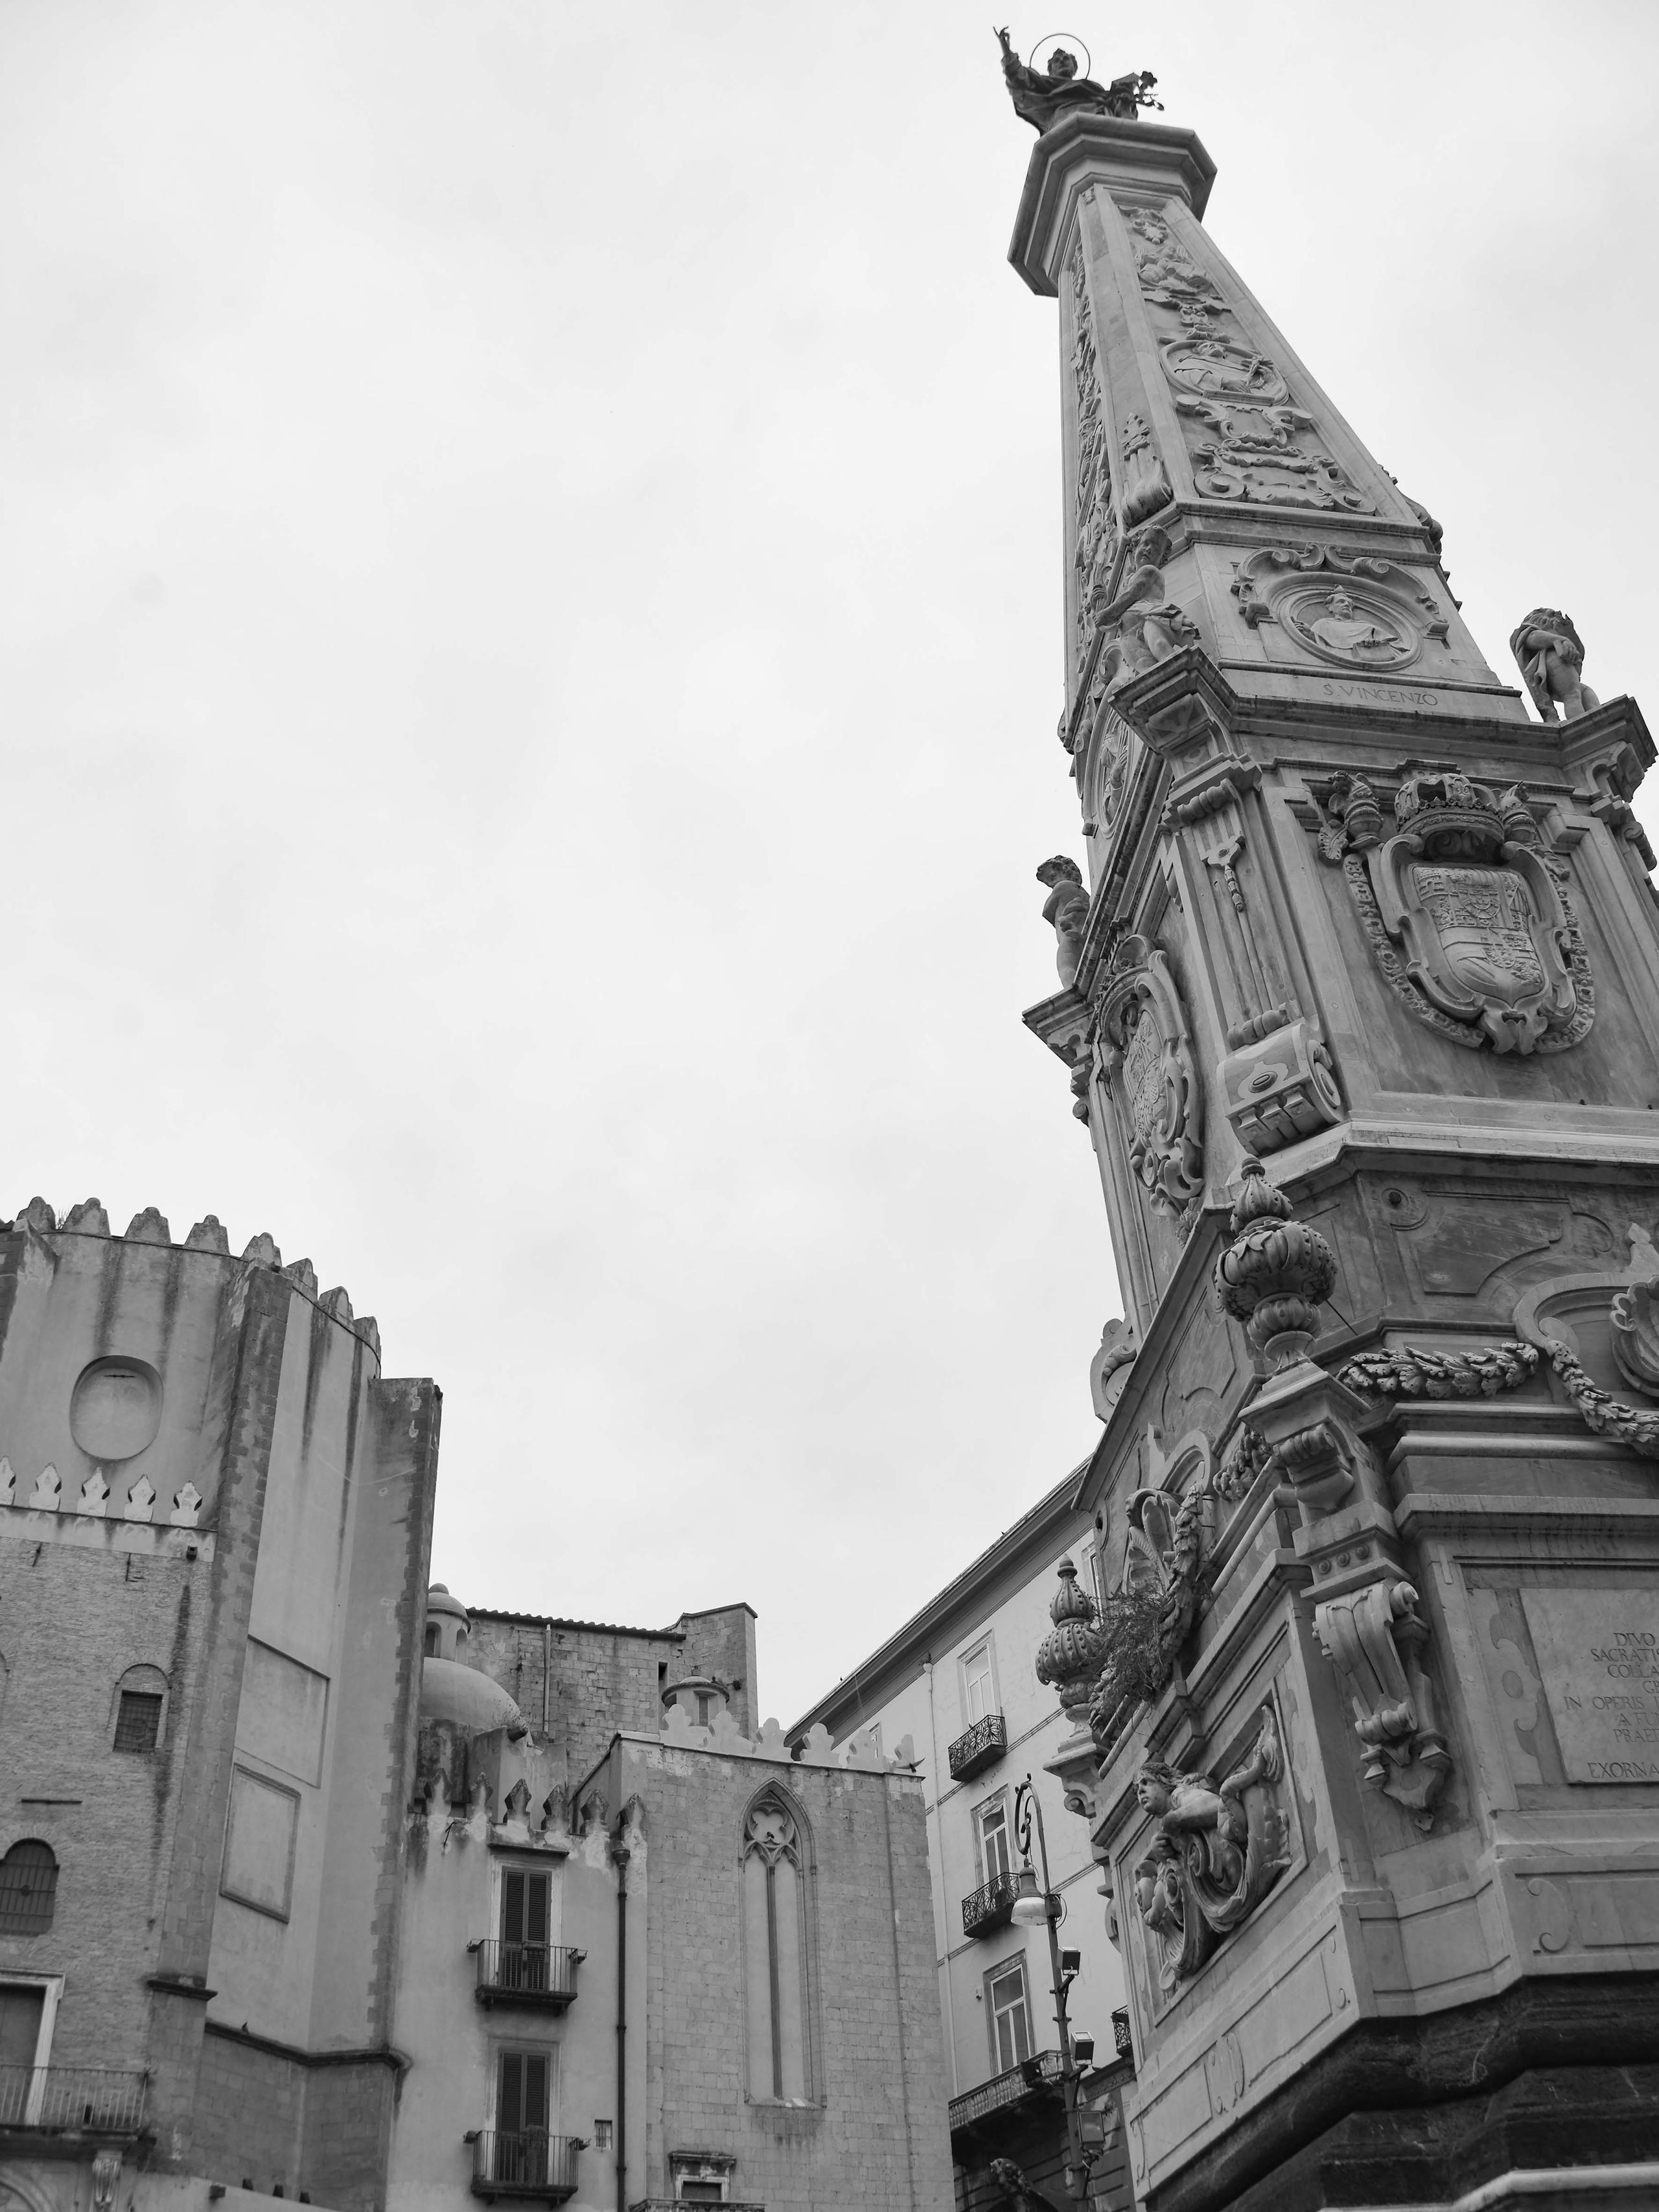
[1008,117,1217,295]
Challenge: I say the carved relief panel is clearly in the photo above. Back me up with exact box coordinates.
[1118,205,1375,518]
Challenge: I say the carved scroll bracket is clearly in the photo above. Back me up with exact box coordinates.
[1313,1578,1452,1830]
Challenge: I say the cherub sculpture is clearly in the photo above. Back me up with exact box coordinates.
[1510,608,1599,722]
[995,28,1161,133]
[1036,855,1091,987]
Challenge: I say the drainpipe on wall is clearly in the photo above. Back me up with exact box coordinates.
[614,1841,629,2212]
[542,1620,551,1736]
[924,1656,959,2097]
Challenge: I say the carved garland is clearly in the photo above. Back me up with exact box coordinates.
[1337,1342,1540,1400]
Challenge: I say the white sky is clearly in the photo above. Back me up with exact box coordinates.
[2,1,1654,1729]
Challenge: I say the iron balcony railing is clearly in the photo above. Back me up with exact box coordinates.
[469,2130,581,2200]
[0,2067,148,2134]
[473,1942,583,2008]
[1111,2006,1134,2064]
[948,2049,1063,2136]
[946,1711,1007,1782]
[960,1869,1019,1939]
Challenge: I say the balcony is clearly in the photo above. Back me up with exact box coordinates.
[947,1711,1007,1782]
[473,1941,583,2009]
[960,1870,1018,1939]
[0,2067,148,2135]
[948,2050,1063,2143]
[469,2130,581,2201]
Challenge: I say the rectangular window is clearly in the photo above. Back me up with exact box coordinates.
[977,1797,1012,1884]
[493,2049,553,2186]
[962,1641,995,1725]
[988,1957,1031,2074]
[499,1868,553,1993]
[0,1986,45,2072]
[113,1692,163,1754]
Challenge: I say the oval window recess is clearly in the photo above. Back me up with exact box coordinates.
[70,1357,163,1462]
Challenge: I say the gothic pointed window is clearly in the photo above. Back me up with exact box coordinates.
[742,1791,817,2105]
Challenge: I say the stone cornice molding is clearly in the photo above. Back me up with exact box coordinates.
[1008,117,1217,294]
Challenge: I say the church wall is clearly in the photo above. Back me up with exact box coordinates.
[605,1734,954,2212]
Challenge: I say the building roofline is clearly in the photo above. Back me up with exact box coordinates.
[786,1459,1091,1741]
[675,1602,758,1623]
[467,1609,686,1640]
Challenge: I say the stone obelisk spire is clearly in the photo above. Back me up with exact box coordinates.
[999,34,1659,2212]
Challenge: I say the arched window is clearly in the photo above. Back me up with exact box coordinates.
[741,1791,817,2104]
[111,1663,168,1755]
[0,1842,58,1935]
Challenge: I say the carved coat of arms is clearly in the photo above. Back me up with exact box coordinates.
[1095,934,1204,1219]
[1322,772,1592,1055]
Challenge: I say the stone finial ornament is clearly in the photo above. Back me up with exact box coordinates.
[1214,1157,1336,1367]
[994,27,1161,133]
[1035,1556,1106,1720]
[1036,856,1090,986]
[1511,608,1598,722]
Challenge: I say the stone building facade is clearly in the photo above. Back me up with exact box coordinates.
[0,1201,437,2212]
[389,1587,954,2212]
[0,1204,953,2212]
[789,1469,1137,2212]
[994,52,1659,2212]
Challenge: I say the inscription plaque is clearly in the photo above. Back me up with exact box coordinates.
[1521,1589,1659,1784]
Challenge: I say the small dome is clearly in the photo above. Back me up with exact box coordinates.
[420,1656,522,1733]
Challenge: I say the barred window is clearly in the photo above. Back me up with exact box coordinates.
[114,1692,163,1754]
[0,1843,58,1936]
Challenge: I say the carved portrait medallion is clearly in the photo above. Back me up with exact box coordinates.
[1283,583,1419,669]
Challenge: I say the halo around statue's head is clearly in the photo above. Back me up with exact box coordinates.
[1028,32,1093,80]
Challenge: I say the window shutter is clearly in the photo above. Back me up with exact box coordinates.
[523,2053,550,2131]
[497,2051,524,2134]
[501,1871,525,1945]
[525,1872,548,1947]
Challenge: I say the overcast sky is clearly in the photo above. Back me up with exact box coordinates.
[2,1,1654,1728]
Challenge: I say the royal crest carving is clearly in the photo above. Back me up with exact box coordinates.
[1131,1705,1292,1992]
[1323,772,1593,1056]
[1095,933,1204,1220]
[1314,1579,1452,1830]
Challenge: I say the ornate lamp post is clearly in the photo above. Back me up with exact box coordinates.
[1009,1775,1091,2204]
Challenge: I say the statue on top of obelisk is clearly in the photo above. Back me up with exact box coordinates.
[994,27,1161,133]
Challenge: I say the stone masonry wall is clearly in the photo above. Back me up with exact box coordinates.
[626,1741,953,2212]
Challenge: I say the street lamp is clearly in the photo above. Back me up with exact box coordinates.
[1011,1776,1091,2205]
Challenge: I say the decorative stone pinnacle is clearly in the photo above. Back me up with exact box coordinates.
[1214,1156,1336,1367]
[1034,1556,1106,1720]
